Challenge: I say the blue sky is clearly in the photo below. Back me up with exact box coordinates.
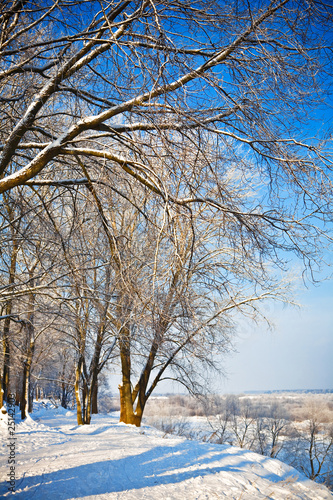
[217,278,333,393]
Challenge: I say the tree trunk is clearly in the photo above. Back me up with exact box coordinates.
[75,358,83,425]
[119,383,142,426]
[84,384,91,424]
[21,338,34,419]
[91,381,98,414]
[61,381,67,408]
[89,320,105,416]
[75,354,95,425]
[28,382,34,413]
[119,325,162,427]
[118,324,142,426]
[60,358,68,408]
[15,380,20,407]
[2,325,10,406]
[21,279,36,419]
[20,361,28,420]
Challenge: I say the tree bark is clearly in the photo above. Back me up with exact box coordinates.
[118,383,141,427]
[91,381,98,414]
[20,323,35,419]
[2,321,11,406]
[118,322,143,426]
[20,362,28,420]
[89,323,104,416]
[75,357,83,425]
[84,384,91,425]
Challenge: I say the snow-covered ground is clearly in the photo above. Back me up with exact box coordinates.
[0,402,332,499]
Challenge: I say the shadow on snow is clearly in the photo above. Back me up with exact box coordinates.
[0,438,305,499]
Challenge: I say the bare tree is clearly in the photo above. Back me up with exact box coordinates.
[205,396,233,445]
[0,1,332,271]
[297,410,333,484]
[267,403,289,458]
[36,186,120,425]
[98,184,290,426]
[229,399,256,449]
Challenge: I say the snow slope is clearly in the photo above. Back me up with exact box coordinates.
[0,402,332,499]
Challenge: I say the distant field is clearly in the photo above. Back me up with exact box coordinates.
[139,391,333,490]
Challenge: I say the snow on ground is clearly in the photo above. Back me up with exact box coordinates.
[0,402,332,499]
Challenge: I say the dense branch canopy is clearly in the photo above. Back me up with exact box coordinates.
[0,1,332,271]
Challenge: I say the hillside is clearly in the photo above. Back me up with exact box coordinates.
[0,402,332,499]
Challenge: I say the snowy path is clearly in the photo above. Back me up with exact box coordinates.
[0,405,332,499]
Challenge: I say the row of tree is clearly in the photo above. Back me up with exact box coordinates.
[1,0,333,426]
[1,174,273,424]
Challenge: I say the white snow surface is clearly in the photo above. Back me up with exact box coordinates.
[1,402,332,499]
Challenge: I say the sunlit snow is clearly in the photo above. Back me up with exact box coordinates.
[0,402,332,499]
